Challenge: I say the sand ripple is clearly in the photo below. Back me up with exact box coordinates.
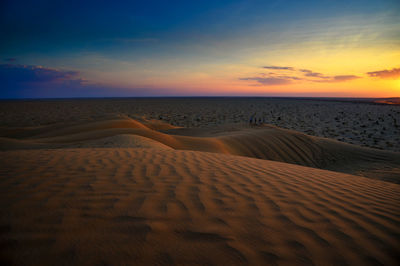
[0,149,399,265]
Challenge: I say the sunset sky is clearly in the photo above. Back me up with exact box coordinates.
[1,0,399,98]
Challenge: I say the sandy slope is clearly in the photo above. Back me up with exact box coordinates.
[1,98,399,151]
[0,148,399,265]
[1,117,399,265]
[1,117,399,183]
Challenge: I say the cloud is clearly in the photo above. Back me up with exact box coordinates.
[367,68,400,79]
[305,72,327,78]
[331,75,360,82]
[310,75,360,83]
[0,64,81,83]
[262,66,294,70]
[287,76,302,80]
[299,69,329,79]
[240,66,360,86]
[4,58,16,62]
[0,63,185,98]
[239,77,292,85]
[0,64,89,98]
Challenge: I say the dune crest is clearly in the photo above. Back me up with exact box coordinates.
[1,117,398,183]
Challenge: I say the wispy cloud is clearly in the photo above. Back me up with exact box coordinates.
[367,68,400,79]
[0,64,82,83]
[312,75,360,83]
[331,75,359,82]
[299,69,329,79]
[262,66,294,70]
[0,64,88,97]
[0,63,182,98]
[240,66,360,86]
[239,77,292,85]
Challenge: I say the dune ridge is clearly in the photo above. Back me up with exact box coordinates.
[0,148,399,265]
[1,114,399,265]
[1,117,399,183]
[1,98,398,151]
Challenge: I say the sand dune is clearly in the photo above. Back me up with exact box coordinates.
[1,117,399,183]
[1,98,399,151]
[0,148,399,265]
[1,115,399,265]
[69,134,174,149]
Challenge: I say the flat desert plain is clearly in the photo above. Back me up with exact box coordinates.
[0,98,399,265]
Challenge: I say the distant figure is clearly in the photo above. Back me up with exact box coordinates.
[249,113,264,126]
[249,113,256,126]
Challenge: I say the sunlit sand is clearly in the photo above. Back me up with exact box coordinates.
[0,98,399,265]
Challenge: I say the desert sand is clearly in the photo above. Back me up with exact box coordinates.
[0,98,399,265]
[1,98,399,151]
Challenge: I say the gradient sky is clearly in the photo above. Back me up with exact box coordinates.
[1,0,399,98]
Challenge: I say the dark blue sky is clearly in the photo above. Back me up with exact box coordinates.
[1,0,399,98]
[2,0,396,53]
